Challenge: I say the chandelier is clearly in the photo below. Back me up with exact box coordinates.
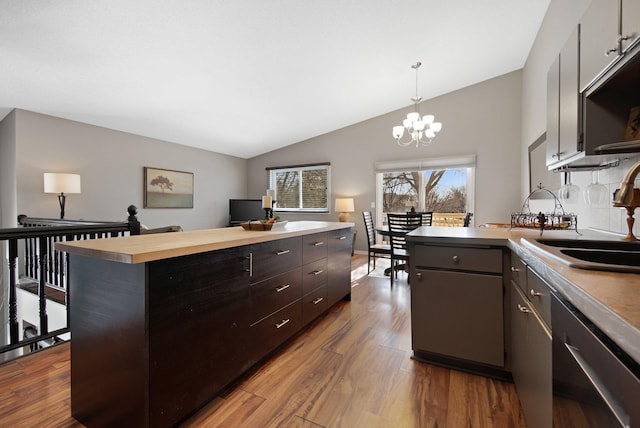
[392,62,442,147]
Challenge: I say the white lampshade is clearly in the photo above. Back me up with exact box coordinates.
[393,126,405,139]
[431,122,442,133]
[406,112,420,123]
[335,198,354,213]
[423,114,434,124]
[44,173,81,194]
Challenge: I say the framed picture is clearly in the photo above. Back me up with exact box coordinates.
[144,167,194,208]
[624,106,640,141]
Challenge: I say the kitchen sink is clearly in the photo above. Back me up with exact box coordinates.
[521,238,640,273]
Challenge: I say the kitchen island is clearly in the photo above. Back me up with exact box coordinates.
[56,221,353,428]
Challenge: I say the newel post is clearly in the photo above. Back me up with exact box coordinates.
[127,205,141,235]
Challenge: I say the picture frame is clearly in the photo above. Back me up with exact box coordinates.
[624,106,640,141]
[143,167,194,208]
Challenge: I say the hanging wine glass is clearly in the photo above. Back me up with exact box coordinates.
[559,171,580,205]
[584,170,609,207]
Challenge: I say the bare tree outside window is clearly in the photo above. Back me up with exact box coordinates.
[383,168,466,214]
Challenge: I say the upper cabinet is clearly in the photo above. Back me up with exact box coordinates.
[546,0,640,169]
[580,0,620,91]
[621,0,640,53]
[581,0,640,91]
[547,27,581,167]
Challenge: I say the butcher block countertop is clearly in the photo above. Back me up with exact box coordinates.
[55,221,353,264]
[407,226,640,365]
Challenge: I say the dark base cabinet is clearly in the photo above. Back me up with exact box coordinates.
[69,227,352,428]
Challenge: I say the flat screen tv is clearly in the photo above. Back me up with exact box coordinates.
[229,199,264,225]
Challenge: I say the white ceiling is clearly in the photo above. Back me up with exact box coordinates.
[1,0,550,159]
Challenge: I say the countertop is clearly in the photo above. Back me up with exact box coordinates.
[407,226,640,365]
[55,221,353,264]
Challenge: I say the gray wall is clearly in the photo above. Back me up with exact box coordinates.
[248,71,524,252]
[11,109,248,230]
[521,0,640,237]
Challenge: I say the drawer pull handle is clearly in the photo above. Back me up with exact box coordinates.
[276,250,290,256]
[510,267,521,273]
[275,319,290,329]
[565,342,630,426]
[312,297,324,305]
[338,236,347,240]
[530,289,542,298]
[313,241,325,246]
[517,304,531,314]
[452,255,460,264]
[312,270,324,276]
[275,284,290,293]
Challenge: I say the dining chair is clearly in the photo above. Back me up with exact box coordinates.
[406,211,433,226]
[362,211,391,273]
[387,213,422,285]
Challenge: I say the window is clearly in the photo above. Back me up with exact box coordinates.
[375,156,475,226]
[267,163,330,212]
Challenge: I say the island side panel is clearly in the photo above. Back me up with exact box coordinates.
[69,254,148,427]
[148,247,252,427]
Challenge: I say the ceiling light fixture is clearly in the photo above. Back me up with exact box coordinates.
[392,62,442,147]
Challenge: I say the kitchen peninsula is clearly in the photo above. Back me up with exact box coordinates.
[407,226,640,427]
[56,221,353,428]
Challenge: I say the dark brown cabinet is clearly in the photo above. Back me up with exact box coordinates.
[327,228,353,307]
[69,225,352,428]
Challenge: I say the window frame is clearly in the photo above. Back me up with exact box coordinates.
[267,163,331,213]
[374,155,475,227]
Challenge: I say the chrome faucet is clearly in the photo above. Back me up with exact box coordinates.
[613,159,640,241]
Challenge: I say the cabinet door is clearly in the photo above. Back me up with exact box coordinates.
[412,269,504,366]
[148,247,251,427]
[547,55,560,166]
[622,0,640,52]
[580,0,620,90]
[327,245,351,307]
[510,283,552,428]
[559,26,581,160]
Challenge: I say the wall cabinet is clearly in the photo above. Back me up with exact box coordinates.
[69,226,352,428]
[581,0,640,91]
[547,26,581,167]
[410,243,506,372]
[509,258,552,428]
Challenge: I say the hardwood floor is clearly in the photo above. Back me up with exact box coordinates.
[0,255,526,427]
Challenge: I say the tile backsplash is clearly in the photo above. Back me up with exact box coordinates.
[528,155,640,237]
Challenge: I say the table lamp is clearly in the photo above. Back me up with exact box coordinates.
[335,198,354,222]
[44,173,81,219]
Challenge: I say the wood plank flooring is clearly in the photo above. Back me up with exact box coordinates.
[0,255,526,427]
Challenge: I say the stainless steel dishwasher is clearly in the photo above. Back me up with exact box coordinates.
[552,291,640,427]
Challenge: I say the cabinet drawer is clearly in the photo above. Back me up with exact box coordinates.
[302,232,328,265]
[413,245,503,274]
[526,267,552,327]
[250,300,302,358]
[251,237,302,283]
[302,285,327,325]
[328,228,352,251]
[302,258,327,295]
[251,268,302,324]
[510,256,528,293]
